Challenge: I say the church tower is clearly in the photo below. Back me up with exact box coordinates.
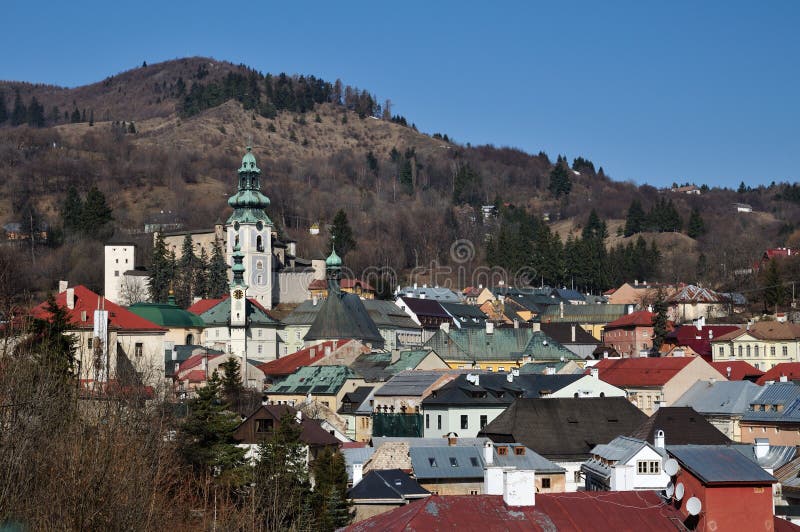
[229,240,249,382]
[226,147,273,308]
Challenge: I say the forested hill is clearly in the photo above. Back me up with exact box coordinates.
[0,57,798,301]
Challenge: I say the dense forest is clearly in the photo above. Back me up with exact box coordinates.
[0,57,798,308]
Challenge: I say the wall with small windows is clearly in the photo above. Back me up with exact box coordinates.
[422,406,507,439]
[712,333,800,368]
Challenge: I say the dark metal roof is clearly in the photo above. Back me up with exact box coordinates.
[630,407,731,445]
[540,322,600,345]
[399,296,452,318]
[478,397,647,460]
[668,445,777,485]
[304,292,384,345]
[422,373,584,407]
[347,469,430,501]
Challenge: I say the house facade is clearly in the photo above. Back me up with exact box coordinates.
[581,436,669,491]
[712,322,800,371]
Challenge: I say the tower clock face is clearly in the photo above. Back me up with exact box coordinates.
[233,289,244,300]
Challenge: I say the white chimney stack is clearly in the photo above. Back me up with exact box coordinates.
[352,463,364,486]
[66,287,75,310]
[58,280,68,293]
[486,322,494,335]
[780,375,788,382]
[571,324,576,343]
[546,366,556,375]
[295,410,303,423]
[507,372,513,383]
[590,368,599,379]
[511,368,520,377]
[503,470,535,507]
[514,319,519,329]
[559,301,564,319]
[483,441,493,465]
[654,429,665,449]
[440,321,450,333]
[392,349,401,364]
[310,348,316,359]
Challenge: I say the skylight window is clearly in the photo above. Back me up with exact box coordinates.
[429,458,437,467]
[449,457,459,467]
[470,457,479,467]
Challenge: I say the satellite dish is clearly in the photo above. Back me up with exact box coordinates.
[665,482,675,498]
[686,496,702,516]
[675,482,685,501]
[664,459,680,476]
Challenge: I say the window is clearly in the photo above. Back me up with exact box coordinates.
[771,346,776,357]
[87,337,93,350]
[746,345,751,357]
[514,447,526,456]
[783,346,789,357]
[257,345,263,355]
[258,329,263,338]
[480,415,488,429]
[449,457,459,467]
[437,415,442,430]
[541,478,551,489]
[134,343,143,357]
[719,347,724,357]
[499,366,505,372]
[755,345,759,357]
[428,458,437,468]
[497,446,508,456]
[738,345,743,357]
[426,414,430,429]
[256,235,264,252]
[637,460,660,474]
[255,419,273,433]
[469,490,479,495]
[470,457,479,467]
[461,415,468,430]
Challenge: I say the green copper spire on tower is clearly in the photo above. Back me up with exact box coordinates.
[231,239,247,287]
[326,243,342,295]
[227,146,273,225]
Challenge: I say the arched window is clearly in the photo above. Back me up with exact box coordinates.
[186,334,194,345]
[256,235,264,252]
[256,260,263,270]
[746,345,751,357]
[738,345,743,357]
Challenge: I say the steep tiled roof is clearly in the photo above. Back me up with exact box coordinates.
[373,371,455,398]
[716,322,800,342]
[425,328,579,362]
[344,492,688,531]
[756,363,800,385]
[710,361,764,381]
[186,297,225,315]
[235,404,340,447]
[397,286,462,302]
[478,397,647,460]
[440,302,488,328]
[32,285,164,332]
[605,310,656,328]
[305,292,384,344]
[668,284,725,304]
[630,406,730,445]
[670,325,740,358]
[592,357,711,387]
[257,340,351,376]
[349,350,440,382]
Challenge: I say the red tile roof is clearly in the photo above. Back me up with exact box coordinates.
[710,361,764,381]
[340,441,368,449]
[181,369,210,384]
[177,352,225,373]
[32,285,164,332]
[186,296,226,315]
[756,363,800,385]
[308,278,375,291]
[605,310,656,328]
[671,325,740,358]
[592,357,708,387]
[345,493,687,531]
[256,339,352,376]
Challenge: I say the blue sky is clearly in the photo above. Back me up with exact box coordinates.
[2,1,798,188]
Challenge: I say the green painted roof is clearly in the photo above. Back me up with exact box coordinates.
[227,147,272,225]
[424,328,579,362]
[269,365,357,396]
[540,303,629,323]
[326,247,342,267]
[128,300,205,328]
[199,297,280,327]
[386,350,434,374]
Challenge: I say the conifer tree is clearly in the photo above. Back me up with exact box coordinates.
[11,90,26,126]
[70,107,81,123]
[19,295,78,381]
[652,297,669,349]
[80,186,113,238]
[624,199,645,237]
[61,186,84,234]
[148,233,171,303]
[195,246,209,300]
[26,97,45,127]
[0,90,7,124]
[687,208,705,239]
[219,356,243,408]
[329,210,356,258]
[175,234,196,307]
[763,259,785,310]
[208,243,228,298]
[548,162,572,198]
[311,448,354,531]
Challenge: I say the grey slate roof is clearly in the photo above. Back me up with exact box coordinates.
[397,286,462,302]
[540,304,630,323]
[540,323,600,346]
[731,443,797,470]
[422,373,584,407]
[479,397,648,461]
[399,296,452,319]
[440,302,488,328]
[743,382,800,423]
[409,443,563,480]
[673,380,762,416]
[339,386,375,415]
[304,292,384,345]
[424,328,579,362]
[347,469,430,501]
[343,447,377,482]
[630,407,731,445]
[365,300,421,330]
[371,437,490,448]
[281,299,321,326]
[583,436,666,479]
[199,297,279,326]
[374,371,451,398]
[668,445,777,485]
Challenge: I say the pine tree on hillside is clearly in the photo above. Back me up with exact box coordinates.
[207,243,228,298]
[624,199,645,236]
[149,233,171,303]
[11,90,26,126]
[687,208,705,239]
[219,356,243,408]
[175,234,196,307]
[80,186,113,237]
[195,246,209,300]
[548,163,572,198]
[27,96,45,127]
[652,297,669,349]
[0,91,8,124]
[328,210,356,258]
[762,259,785,310]
[70,107,81,123]
[312,448,354,531]
[61,186,84,234]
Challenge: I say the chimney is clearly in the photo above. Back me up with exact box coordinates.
[201,355,208,371]
[440,322,450,333]
[486,322,494,335]
[483,441,494,465]
[628,304,635,315]
[352,463,363,486]
[391,349,401,364]
[503,470,535,507]
[511,368,520,377]
[513,319,519,329]
[478,284,483,289]
[58,280,68,293]
[654,429,665,449]
[448,435,458,446]
[754,438,769,459]
[559,301,564,319]
[295,410,303,423]
[532,321,540,332]
[414,282,418,289]
[325,345,332,356]
[66,287,75,310]
[571,324,576,343]
[312,295,319,306]
[708,329,713,340]
[780,375,788,382]
[507,372,514,383]
[472,374,480,387]
[420,293,426,299]
[590,367,599,379]
[310,348,316,359]
[545,366,556,375]
[635,280,639,287]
